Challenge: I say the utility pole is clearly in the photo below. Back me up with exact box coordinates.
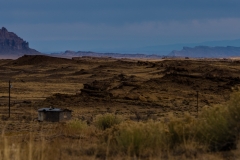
[196,91,199,117]
[9,80,10,118]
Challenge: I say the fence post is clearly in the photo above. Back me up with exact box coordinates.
[9,80,11,118]
[197,91,199,117]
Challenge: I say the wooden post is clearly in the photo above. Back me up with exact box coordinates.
[9,80,10,118]
[196,91,199,117]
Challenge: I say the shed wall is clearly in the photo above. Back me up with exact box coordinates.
[38,112,45,121]
[59,111,72,121]
[38,110,72,122]
[45,112,60,122]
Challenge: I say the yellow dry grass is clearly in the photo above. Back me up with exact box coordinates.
[0,56,240,159]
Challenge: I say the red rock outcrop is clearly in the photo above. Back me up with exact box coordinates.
[0,27,41,59]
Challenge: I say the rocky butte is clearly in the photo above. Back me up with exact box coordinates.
[0,27,41,59]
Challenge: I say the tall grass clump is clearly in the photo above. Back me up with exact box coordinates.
[196,92,240,151]
[167,113,197,148]
[225,92,240,128]
[105,91,240,157]
[64,119,88,134]
[109,121,169,157]
[196,105,236,151]
[107,115,198,157]
[94,113,122,130]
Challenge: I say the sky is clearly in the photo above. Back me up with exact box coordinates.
[1,0,240,54]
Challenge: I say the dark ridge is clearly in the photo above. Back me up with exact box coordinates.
[10,55,74,65]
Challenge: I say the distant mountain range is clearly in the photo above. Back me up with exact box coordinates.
[50,50,163,59]
[0,27,40,59]
[53,46,240,59]
[1,27,240,59]
[169,46,240,58]
[136,39,240,55]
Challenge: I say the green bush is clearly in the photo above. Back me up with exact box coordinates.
[104,91,240,157]
[196,105,236,151]
[167,113,196,148]
[95,113,122,130]
[225,92,240,128]
[110,121,168,157]
[195,92,240,151]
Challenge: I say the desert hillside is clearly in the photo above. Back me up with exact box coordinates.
[0,55,239,120]
[0,55,240,159]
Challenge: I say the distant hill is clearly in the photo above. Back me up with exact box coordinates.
[51,50,163,59]
[0,27,41,59]
[9,55,73,66]
[169,46,240,58]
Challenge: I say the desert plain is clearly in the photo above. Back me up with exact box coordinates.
[0,55,240,159]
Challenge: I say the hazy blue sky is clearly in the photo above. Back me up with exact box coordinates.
[2,0,240,53]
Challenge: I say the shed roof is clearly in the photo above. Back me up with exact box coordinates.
[38,108,72,112]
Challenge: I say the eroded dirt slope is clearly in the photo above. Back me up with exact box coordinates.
[0,55,240,122]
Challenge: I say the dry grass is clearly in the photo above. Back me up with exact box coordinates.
[0,116,239,160]
[1,56,240,159]
[94,113,122,130]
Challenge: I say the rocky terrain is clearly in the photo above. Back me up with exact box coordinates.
[0,55,240,159]
[170,46,240,58]
[0,27,40,59]
[0,55,239,121]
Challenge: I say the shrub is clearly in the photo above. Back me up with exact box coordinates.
[225,92,240,128]
[104,91,240,157]
[64,119,88,135]
[195,92,240,151]
[167,113,197,148]
[94,113,122,130]
[107,121,169,157]
[196,105,236,151]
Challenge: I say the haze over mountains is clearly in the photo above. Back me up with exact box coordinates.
[51,46,240,59]
[136,39,240,55]
[1,27,240,59]
[169,46,240,58]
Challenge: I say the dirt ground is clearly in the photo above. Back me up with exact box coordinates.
[1,55,240,159]
[1,55,240,121]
